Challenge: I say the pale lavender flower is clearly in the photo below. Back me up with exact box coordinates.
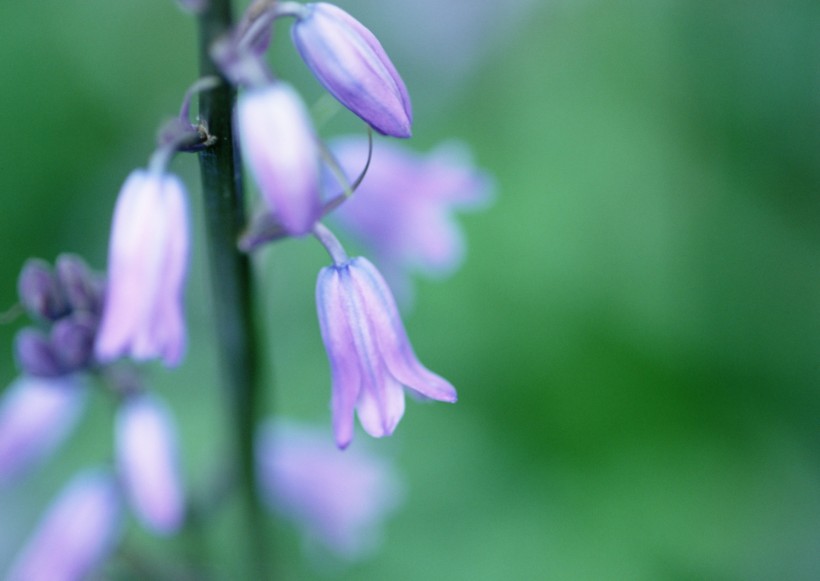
[291,3,413,138]
[0,376,85,484]
[256,420,402,559]
[7,469,122,581]
[115,393,184,534]
[328,137,493,297]
[95,169,189,367]
[316,255,457,449]
[238,82,321,235]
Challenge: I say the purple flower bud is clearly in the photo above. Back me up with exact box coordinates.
[55,254,102,315]
[328,137,494,299]
[7,469,122,580]
[0,376,86,484]
[17,259,68,321]
[50,313,97,372]
[316,256,457,448]
[115,393,185,534]
[256,420,402,559]
[292,3,413,138]
[14,328,64,378]
[238,83,321,235]
[95,169,189,367]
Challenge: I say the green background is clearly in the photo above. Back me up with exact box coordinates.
[1,0,818,579]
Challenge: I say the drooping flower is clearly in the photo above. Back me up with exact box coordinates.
[95,169,189,367]
[0,376,86,484]
[256,419,402,559]
[238,82,322,235]
[115,393,185,534]
[316,254,457,448]
[7,469,122,581]
[327,137,494,298]
[291,3,413,138]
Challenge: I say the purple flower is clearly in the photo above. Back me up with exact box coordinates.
[95,169,189,367]
[0,376,85,484]
[292,3,412,138]
[17,259,68,321]
[115,393,185,534]
[7,469,122,581]
[256,420,402,559]
[328,137,493,296]
[316,256,457,448]
[238,83,321,235]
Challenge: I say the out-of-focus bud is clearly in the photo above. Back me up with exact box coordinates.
[237,82,321,235]
[14,328,63,378]
[51,313,97,372]
[7,469,122,580]
[291,3,413,138]
[17,259,67,321]
[0,376,86,484]
[55,254,102,315]
[115,393,185,534]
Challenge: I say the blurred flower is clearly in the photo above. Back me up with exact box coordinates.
[328,137,494,299]
[14,328,63,378]
[7,469,122,581]
[238,82,321,235]
[256,419,402,559]
[0,376,86,484]
[291,2,412,138]
[54,254,103,315]
[95,169,189,367]
[316,255,457,449]
[115,393,185,534]
[17,259,68,322]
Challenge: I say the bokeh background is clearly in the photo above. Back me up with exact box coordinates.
[1,0,819,579]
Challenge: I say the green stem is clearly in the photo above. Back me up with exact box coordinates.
[196,1,269,577]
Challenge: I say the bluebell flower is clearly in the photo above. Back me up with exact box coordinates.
[291,3,413,138]
[0,376,86,484]
[327,137,493,298]
[115,393,185,534]
[316,254,457,448]
[256,419,402,559]
[238,82,322,235]
[95,169,189,367]
[7,469,122,580]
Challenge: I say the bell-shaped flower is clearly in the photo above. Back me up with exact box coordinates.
[0,376,86,484]
[115,393,185,534]
[316,256,457,448]
[327,137,494,298]
[7,468,122,581]
[238,82,321,235]
[291,3,412,138]
[95,169,189,367]
[256,419,402,559]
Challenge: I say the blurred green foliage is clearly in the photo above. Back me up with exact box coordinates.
[0,0,818,579]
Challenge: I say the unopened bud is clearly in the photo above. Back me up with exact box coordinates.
[18,259,68,321]
[55,254,101,315]
[15,328,64,378]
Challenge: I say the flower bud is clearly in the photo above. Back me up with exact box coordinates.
[14,328,64,378]
[116,393,185,534]
[7,469,122,580]
[0,376,86,484]
[292,3,412,138]
[55,253,102,315]
[238,82,321,235]
[17,259,68,321]
[51,313,97,372]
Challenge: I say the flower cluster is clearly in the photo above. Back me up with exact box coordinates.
[1,1,492,576]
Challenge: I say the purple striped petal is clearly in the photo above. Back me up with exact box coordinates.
[292,3,412,138]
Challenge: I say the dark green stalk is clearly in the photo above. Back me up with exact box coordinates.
[196,1,269,577]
